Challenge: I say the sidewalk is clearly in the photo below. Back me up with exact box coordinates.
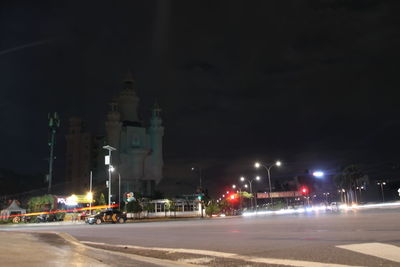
[0,231,199,267]
[0,231,107,266]
[0,220,86,228]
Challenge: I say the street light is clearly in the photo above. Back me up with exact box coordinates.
[88,170,93,214]
[240,176,260,210]
[191,167,203,191]
[232,184,247,211]
[254,160,282,208]
[377,181,387,202]
[356,186,364,203]
[322,192,330,203]
[103,145,116,208]
[108,167,122,211]
[312,171,324,178]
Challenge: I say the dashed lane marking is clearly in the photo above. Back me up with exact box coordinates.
[82,241,362,267]
[337,242,400,263]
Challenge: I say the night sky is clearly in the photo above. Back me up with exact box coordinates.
[1,1,400,196]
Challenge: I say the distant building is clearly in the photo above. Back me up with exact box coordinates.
[65,118,101,193]
[105,73,164,196]
[65,73,164,197]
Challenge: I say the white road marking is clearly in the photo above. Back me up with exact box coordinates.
[82,241,362,267]
[57,232,200,267]
[337,242,400,263]
[178,257,214,264]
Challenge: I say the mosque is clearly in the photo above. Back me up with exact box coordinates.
[65,73,164,197]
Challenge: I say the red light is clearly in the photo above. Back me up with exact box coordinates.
[300,186,309,195]
[230,194,235,200]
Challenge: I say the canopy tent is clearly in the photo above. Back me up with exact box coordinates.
[0,200,26,221]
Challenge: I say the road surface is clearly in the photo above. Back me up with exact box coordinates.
[5,208,400,266]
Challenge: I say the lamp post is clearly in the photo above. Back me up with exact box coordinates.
[89,171,93,214]
[322,192,330,203]
[232,184,247,211]
[103,145,116,208]
[356,186,364,203]
[109,168,122,210]
[254,161,281,208]
[191,167,203,192]
[240,176,260,210]
[118,172,121,211]
[377,181,387,202]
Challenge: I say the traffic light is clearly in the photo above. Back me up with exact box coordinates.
[300,186,309,196]
[197,195,203,201]
[228,193,238,202]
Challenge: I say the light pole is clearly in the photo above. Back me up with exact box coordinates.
[322,192,330,203]
[254,161,281,209]
[109,168,122,210]
[240,176,260,210]
[356,186,364,203]
[377,181,387,202]
[103,145,116,208]
[88,171,93,214]
[118,172,121,211]
[191,167,203,192]
[232,184,247,211]
[191,167,204,218]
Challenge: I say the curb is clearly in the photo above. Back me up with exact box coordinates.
[0,221,86,228]
[55,231,201,267]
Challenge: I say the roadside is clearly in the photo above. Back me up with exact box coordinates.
[0,231,200,267]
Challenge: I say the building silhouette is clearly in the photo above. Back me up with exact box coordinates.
[65,73,164,197]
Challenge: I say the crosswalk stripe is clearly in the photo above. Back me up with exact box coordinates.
[82,241,361,267]
[337,243,400,263]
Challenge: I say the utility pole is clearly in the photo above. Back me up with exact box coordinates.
[89,171,93,214]
[103,145,116,208]
[47,112,60,193]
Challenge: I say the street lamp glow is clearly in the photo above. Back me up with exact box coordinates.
[253,160,282,209]
[232,184,236,189]
[313,171,324,177]
[66,194,78,206]
[240,176,245,182]
[86,192,93,202]
[256,176,260,181]
[244,184,248,188]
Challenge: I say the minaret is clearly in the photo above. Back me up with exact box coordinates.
[149,101,164,183]
[105,100,122,150]
[118,72,140,123]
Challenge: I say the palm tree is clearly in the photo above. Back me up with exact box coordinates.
[334,164,364,204]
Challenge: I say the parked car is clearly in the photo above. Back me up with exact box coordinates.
[85,210,126,225]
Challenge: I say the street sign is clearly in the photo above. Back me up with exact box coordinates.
[257,191,302,199]
[105,155,110,165]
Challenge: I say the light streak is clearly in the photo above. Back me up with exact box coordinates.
[0,40,50,57]
[242,201,400,217]
[2,204,118,219]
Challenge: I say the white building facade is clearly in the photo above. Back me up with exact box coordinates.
[105,74,164,196]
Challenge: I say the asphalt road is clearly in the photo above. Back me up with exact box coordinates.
[7,208,400,266]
